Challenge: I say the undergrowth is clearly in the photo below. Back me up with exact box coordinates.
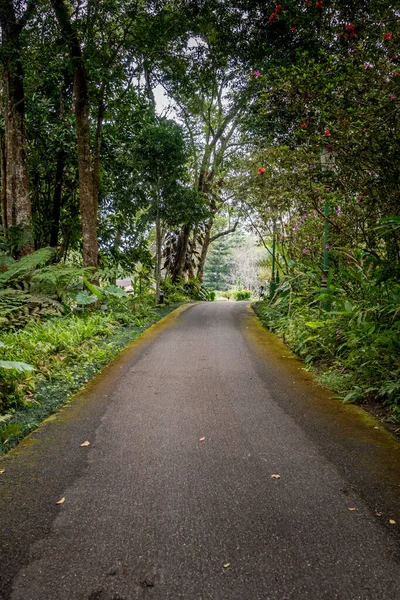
[254,267,400,425]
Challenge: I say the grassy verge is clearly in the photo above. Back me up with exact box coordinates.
[0,305,179,454]
[253,300,400,431]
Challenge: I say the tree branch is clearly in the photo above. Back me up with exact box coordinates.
[209,219,239,243]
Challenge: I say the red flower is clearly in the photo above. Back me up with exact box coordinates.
[349,32,358,39]
[275,4,282,12]
[325,128,331,137]
[204,172,209,177]
[383,33,393,40]
[300,122,307,128]
[315,0,323,7]
[268,11,278,21]
[305,0,310,4]
[345,23,355,31]
[290,26,296,31]
[258,167,265,175]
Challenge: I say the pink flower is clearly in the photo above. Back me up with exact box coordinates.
[325,244,330,249]
[303,248,308,254]
[258,167,265,175]
[390,95,396,101]
[336,207,341,215]
[302,213,307,219]
[318,195,323,202]
[383,33,393,41]
[253,71,260,77]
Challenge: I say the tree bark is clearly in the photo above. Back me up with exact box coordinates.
[0,0,35,254]
[172,224,190,281]
[196,220,213,283]
[1,133,7,231]
[50,0,98,268]
[50,149,65,247]
[155,204,162,304]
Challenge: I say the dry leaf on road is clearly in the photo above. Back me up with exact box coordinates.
[56,497,65,505]
[80,441,90,447]
[0,469,5,475]
[223,563,231,568]
[389,519,396,525]
[271,474,280,479]
[199,437,206,442]
[348,507,357,511]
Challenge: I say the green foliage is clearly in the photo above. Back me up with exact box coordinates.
[162,278,211,304]
[255,262,400,420]
[234,290,252,301]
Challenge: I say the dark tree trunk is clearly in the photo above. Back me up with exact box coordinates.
[196,219,213,283]
[50,149,65,247]
[155,206,162,303]
[172,224,191,281]
[0,0,35,254]
[1,133,7,231]
[51,0,98,268]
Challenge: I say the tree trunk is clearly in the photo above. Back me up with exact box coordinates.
[50,149,65,247]
[172,224,191,281]
[196,219,213,282]
[51,0,98,268]
[155,205,162,304]
[0,133,7,232]
[0,0,35,254]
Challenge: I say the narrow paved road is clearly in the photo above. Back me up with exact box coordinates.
[1,303,400,600]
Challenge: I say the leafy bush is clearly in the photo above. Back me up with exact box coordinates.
[234,290,252,301]
[254,264,400,419]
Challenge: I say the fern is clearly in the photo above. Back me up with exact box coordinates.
[0,247,55,287]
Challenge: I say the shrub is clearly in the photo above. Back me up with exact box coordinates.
[234,290,252,301]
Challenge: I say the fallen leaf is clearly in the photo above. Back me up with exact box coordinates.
[348,507,357,511]
[271,474,280,479]
[223,563,231,568]
[199,437,206,442]
[0,469,5,475]
[389,519,396,525]
[376,512,383,517]
[80,440,90,447]
[56,497,65,505]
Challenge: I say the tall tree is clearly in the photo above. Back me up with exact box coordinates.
[49,0,98,267]
[0,0,37,253]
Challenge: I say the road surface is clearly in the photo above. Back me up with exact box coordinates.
[1,302,400,600]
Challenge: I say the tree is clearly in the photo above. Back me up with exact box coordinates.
[0,0,38,254]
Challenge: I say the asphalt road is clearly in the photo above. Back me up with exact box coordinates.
[1,302,400,600]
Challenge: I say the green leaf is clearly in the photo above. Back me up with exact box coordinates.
[75,291,98,305]
[0,360,35,372]
[305,321,325,329]
[82,278,103,299]
[103,285,129,298]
